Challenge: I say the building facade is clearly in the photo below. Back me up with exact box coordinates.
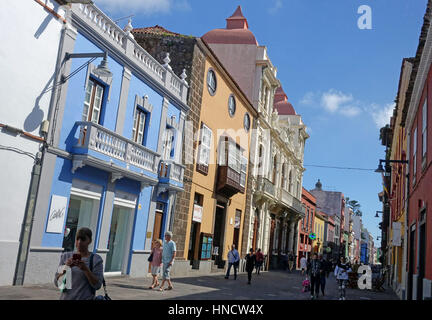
[0,0,66,286]
[20,2,189,284]
[298,187,316,266]
[202,6,307,268]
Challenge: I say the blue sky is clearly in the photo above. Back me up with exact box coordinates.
[96,0,427,247]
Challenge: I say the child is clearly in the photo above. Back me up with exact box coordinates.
[302,276,311,293]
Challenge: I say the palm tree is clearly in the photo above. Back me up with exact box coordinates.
[345,197,363,216]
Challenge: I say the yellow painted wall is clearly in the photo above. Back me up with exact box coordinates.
[313,214,325,253]
[182,57,254,261]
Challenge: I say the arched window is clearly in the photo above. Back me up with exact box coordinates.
[272,155,277,184]
[281,164,286,189]
[288,170,293,193]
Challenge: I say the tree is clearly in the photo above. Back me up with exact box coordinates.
[345,197,363,216]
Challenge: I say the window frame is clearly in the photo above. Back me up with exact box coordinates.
[228,94,236,117]
[196,122,212,175]
[207,68,217,96]
[83,78,105,124]
[422,96,427,161]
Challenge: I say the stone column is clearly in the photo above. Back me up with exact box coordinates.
[288,219,295,253]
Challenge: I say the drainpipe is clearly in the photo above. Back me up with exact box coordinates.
[13,152,43,285]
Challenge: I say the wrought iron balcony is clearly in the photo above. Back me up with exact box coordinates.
[74,121,159,175]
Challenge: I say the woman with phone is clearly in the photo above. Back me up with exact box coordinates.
[54,227,104,300]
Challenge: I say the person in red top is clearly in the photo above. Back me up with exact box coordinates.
[255,249,264,275]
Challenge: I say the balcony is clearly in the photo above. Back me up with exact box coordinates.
[216,165,243,198]
[72,121,159,186]
[278,188,304,217]
[256,177,275,198]
[158,159,185,191]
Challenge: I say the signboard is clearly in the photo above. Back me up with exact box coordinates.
[309,233,316,240]
[193,204,203,223]
[392,222,402,246]
[46,195,68,233]
[326,247,332,253]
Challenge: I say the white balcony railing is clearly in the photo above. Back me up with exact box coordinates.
[75,121,159,174]
[277,187,304,215]
[74,3,188,104]
[158,160,184,184]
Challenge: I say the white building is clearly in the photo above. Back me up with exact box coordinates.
[0,0,66,286]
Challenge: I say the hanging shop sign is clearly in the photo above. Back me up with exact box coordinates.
[309,232,316,241]
[192,204,203,223]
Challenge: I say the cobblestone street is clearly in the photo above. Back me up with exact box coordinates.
[0,270,398,300]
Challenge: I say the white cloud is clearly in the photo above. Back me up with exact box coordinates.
[371,103,395,128]
[300,91,316,105]
[340,106,362,117]
[95,0,180,15]
[268,0,283,14]
[321,89,353,113]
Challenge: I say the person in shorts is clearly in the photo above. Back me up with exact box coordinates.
[159,231,176,291]
[149,239,163,289]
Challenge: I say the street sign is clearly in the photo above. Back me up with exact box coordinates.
[309,232,316,240]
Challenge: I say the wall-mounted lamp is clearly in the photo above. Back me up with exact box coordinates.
[62,51,112,83]
[375,210,383,218]
[374,159,408,173]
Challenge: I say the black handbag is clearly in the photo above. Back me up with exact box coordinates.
[89,253,111,300]
[148,251,154,262]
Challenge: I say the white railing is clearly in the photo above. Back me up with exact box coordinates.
[76,121,159,173]
[74,3,188,104]
[158,160,185,184]
[257,177,275,197]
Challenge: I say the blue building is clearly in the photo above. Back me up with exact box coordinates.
[361,243,369,264]
[24,3,189,284]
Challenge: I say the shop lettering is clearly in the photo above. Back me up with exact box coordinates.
[213,304,263,315]
[168,305,202,318]
[49,207,65,221]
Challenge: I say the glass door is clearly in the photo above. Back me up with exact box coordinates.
[105,205,132,273]
[62,195,99,252]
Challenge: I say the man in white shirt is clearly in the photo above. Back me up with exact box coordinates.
[225,244,240,280]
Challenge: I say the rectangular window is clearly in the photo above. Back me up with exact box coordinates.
[413,127,417,179]
[422,97,427,158]
[240,155,247,187]
[83,78,104,124]
[132,107,147,144]
[162,128,175,160]
[197,123,212,169]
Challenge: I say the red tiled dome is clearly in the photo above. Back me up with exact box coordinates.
[202,6,258,45]
[274,87,296,115]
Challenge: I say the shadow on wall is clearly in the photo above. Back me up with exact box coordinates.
[34,1,60,39]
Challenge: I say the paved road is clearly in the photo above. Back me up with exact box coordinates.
[0,270,398,300]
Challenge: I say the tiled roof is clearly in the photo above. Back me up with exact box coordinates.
[202,5,258,45]
[274,86,296,115]
[132,25,185,37]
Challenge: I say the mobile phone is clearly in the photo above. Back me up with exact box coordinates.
[72,253,81,261]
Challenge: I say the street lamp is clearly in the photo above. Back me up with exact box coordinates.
[375,211,383,218]
[62,51,113,83]
[375,159,408,173]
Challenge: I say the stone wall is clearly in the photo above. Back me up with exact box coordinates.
[133,32,205,259]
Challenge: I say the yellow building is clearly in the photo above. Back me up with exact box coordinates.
[387,58,412,297]
[313,211,325,254]
[183,39,258,268]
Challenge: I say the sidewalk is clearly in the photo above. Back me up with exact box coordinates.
[0,270,399,300]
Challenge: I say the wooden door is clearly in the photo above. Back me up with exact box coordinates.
[148,211,163,272]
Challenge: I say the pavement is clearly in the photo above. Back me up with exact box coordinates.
[0,270,399,300]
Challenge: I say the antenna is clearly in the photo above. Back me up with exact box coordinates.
[114,14,135,24]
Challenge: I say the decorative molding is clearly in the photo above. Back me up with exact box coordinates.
[71,159,85,173]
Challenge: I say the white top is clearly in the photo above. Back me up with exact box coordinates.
[300,257,307,269]
[334,264,352,280]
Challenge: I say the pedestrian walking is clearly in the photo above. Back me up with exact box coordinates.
[300,255,307,275]
[334,256,352,300]
[245,248,256,285]
[54,227,104,300]
[319,255,327,296]
[255,249,264,275]
[288,251,295,272]
[308,253,323,300]
[225,244,240,280]
[159,231,176,291]
[149,239,163,289]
